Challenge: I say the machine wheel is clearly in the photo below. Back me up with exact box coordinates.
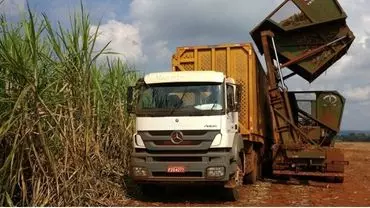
[330,139,336,147]
[326,176,344,183]
[243,149,261,184]
[334,176,344,183]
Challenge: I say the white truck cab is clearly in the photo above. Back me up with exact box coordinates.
[127,71,243,199]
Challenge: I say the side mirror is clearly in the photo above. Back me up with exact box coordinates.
[227,84,239,113]
[127,86,135,114]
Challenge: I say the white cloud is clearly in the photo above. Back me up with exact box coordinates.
[151,40,171,60]
[344,85,370,102]
[130,0,280,43]
[128,0,282,72]
[91,20,146,65]
[0,0,25,16]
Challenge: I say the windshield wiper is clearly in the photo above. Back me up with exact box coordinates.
[209,96,220,112]
[169,89,188,116]
[210,103,217,111]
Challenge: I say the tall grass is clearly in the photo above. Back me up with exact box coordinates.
[0,3,138,206]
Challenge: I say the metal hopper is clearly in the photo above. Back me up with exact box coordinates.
[251,0,355,181]
[250,0,355,82]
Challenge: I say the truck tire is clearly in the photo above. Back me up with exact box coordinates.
[140,184,164,197]
[224,155,243,201]
[262,150,273,177]
[224,187,239,201]
[243,149,261,184]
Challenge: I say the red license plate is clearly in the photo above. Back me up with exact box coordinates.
[167,166,185,173]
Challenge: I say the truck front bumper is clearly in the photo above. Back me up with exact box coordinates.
[131,150,237,184]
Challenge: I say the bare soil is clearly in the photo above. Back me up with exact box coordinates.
[121,142,370,206]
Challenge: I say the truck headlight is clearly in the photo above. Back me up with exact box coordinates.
[132,167,148,177]
[210,134,222,147]
[134,134,145,148]
[206,167,225,178]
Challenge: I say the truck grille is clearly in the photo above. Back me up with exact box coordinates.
[139,130,219,151]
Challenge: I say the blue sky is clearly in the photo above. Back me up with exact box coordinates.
[1,0,370,130]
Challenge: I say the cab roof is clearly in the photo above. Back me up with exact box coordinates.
[144,71,225,84]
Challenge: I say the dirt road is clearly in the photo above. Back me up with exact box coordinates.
[123,142,370,206]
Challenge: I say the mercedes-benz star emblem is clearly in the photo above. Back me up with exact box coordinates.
[170,131,184,145]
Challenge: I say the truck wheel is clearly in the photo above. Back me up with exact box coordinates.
[243,149,260,184]
[140,184,164,197]
[224,187,239,201]
[262,152,273,177]
[224,156,243,201]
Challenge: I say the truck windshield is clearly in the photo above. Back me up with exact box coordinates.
[136,83,224,117]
